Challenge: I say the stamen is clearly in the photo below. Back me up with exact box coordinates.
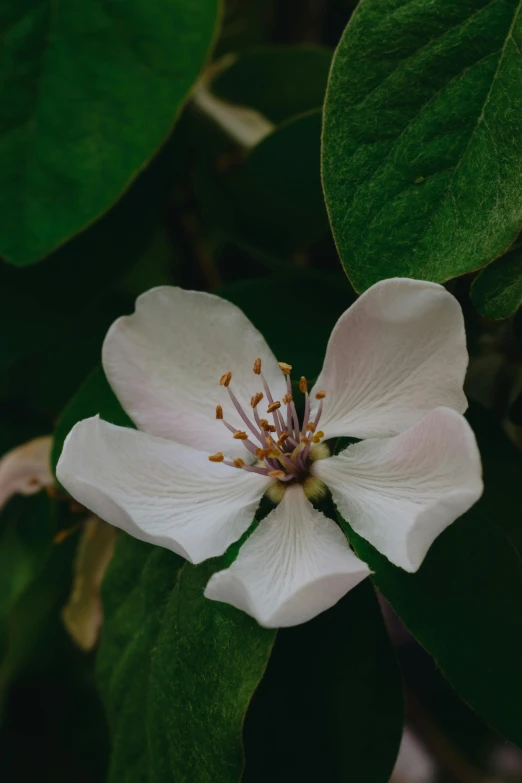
[306,422,316,433]
[268,470,285,479]
[233,430,249,440]
[267,425,277,433]
[208,452,224,462]
[253,358,262,375]
[283,393,293,405]
[233,458,245,468]
[315,390,326,400]
[259,419,270,430]
[216,405,223,419]
[299,376,308,393]
[278,362,292,375]
[312,430,325,444]
[256,447,270,459]
[220,371,232,387]
[250,392,264,408]
[277,432,289,447]
[267,401,281,413]
[227,385,265,444]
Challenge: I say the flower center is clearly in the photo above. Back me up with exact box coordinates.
[208,358,328,494]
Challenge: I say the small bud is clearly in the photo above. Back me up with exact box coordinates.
[208,452,225,462]
[315,390,326,400]
[278,362,292,375]
[250,392,264,408]
[267,401,281,413]
[253,358,262,375]
[215,405,223,419]
[283,393,293,405]
[220,371,232,387]
[233,458,245,468]
[233,430,248,440]
[306,422,316,433]
[268,470,285,479]
[299,376,308,393]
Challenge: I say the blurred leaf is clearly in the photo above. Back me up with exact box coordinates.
[212,45,332,123]
[0,0,220,265]
[337,405,522,747]
[97,534,275,783]
[219,268,355,378]
[322,0,522,291]
[471,246,522,319]
[51,366,133,478]
[228,110,329,253]
[243,581,403,783]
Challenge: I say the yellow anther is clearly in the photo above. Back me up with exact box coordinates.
[253,358,262,375]
[312,430,325,443]
[306,422,316,433]
[299,376,308,393]
[278,362,292,375]
[259,418,270,431]
[233,430,249,440]
[250,392,264,408]
[267,401,281,413]
[301,436,310,445]
[256,447,270,459]
[315,390,326,400]
[268,470,285,479]
[208,452,225,462]
[277,432,289,447]
[220,371,232,387]
[283,393,293,404]
[267,449,280,459]
[233,458,245,468]
[267,425,277,433]
[216,405,223,419]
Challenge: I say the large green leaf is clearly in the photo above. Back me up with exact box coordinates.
[243,581,403,783]
[471,245,522,318]
[97,534,276,783]
[338,406,522,746]
[212,45,332,123]
[0,0,220,265]
[322,0,522,291]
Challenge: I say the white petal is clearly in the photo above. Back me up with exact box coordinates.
[310,278,468,439]
[313,408,483,572]
[102,287,286,457]
[0,436,53,510]
[56,416,271,564]
[204,484,370,628]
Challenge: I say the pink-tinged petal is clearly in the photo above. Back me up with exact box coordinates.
[0,436,53,510]
[102,287,286,457]
[57,417,271,564]
[310,279,468,439]
[313,408,483,572]
[204,484,370,628]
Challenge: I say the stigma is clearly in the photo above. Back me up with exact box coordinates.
[208,358,329,498]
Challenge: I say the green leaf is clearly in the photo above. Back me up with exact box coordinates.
[51,366,133,477]
[338,406,522,746]
[471,245,522,318]
[322,0,522,291]
[227,110,329,253]
[97,533,275,782]
[243,581,403,783]
[219,268,355,379]
[0,0,220,265]
[212,45,332,123]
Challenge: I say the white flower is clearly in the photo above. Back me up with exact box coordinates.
[57,279,483,628]
[0,436,53,509]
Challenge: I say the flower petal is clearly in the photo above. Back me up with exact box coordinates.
[0,436,53,510]
[102,286,286,457]
[310,278,468,439]
[204,484,370,628]
[57,416,271,564]
[312,408,483,572]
